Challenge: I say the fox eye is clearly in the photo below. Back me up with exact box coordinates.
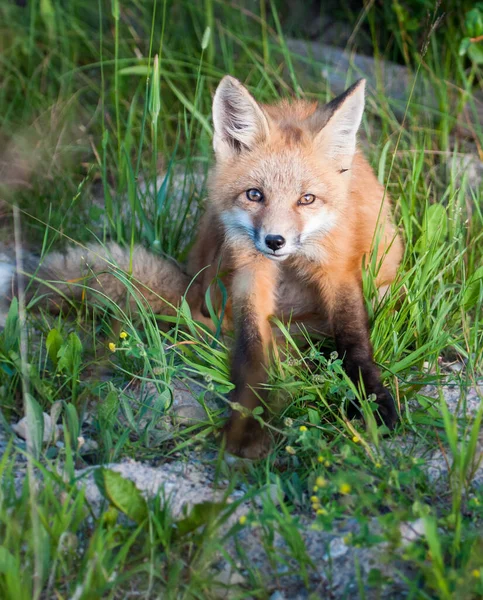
[298,193,315,206]
[246,188,264,202]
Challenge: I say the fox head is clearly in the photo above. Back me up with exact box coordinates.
[209,76,366,263]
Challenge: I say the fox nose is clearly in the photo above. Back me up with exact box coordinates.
[265,234,286,252]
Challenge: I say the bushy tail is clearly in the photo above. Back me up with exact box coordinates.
[20,242,204,319]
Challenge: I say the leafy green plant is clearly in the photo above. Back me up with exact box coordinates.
[0,0,482,597]
[459,5,483,65]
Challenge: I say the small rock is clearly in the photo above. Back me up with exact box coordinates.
[79,439,99,454]
[213,565,246,587]
[322,537,349,561]
[12,412,59,443]
[76,458,248,522]
[269,592,286,600]
[255,483,282,507]
[453,90,483,141]
[399,519,425,546]
[285,38,439,119]
[451,154,483,193]
[420,383,482,417]
[171,379,207,425]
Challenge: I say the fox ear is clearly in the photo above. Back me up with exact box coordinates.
[314,79,365,164]
[212,76,270,159]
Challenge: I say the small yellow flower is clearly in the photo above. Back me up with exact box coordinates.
[312,485,319,492]
[119,331,128,339]
[317,455,324,463]
[285,446,296,455]
[472,569,481,578]
[324,460,331,468]
[316,508,327,516]
[299,425,308,432]
[239,515,247,526]
[316,476,327,488]
[375,462,382,469]
[339,483,351,495]
[108,342,116,352]
[310,495,319,503]
[352,435,360,443]
[312,503,321,511]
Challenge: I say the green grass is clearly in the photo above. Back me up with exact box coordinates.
[1,0,483,598]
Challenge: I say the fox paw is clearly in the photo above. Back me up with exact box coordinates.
[222,416,271,460]
[373,387,398,430]
[346,387,398,431]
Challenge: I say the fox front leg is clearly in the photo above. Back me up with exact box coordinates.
[223,260,277,458]
[324,276,398,428]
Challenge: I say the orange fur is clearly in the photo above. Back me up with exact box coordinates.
[205,77,403,457]
[25,77,404,459]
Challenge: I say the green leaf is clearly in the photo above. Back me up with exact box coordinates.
[181,357,231,385]
[64,403,80,444]
[144,388,171,431]
[57,333,82,375]
[201,26,211,50]
[46,328,63,367]
[423,517,449,595]
[111,0,119,20]
[465,8,483,38]
[377,140,392,184]
[3,298,19,353]
[149,55,161,124]
[458,37,471,56]
[421,204,447,248]
[390,340,441,374]
[118,65,151,76]
[97,387,120,428]
[94,468,148,524]
[463,266,483,310]
[308,408,321,425]
[40,0,55,40]
[175,501,225,537]
[0,547,16,574]
[119,392,138,431]
[25,393,44,459]
[468,42,483,65]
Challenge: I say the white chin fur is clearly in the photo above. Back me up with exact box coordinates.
[264,252,289,262]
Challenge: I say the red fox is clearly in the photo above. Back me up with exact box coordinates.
[18,76,403,458]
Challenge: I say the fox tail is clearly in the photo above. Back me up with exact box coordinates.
[10,242,205,321]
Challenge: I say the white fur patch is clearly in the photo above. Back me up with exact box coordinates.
[220,207,255,244]
[299,208,338,262]
[301,207,338,239]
